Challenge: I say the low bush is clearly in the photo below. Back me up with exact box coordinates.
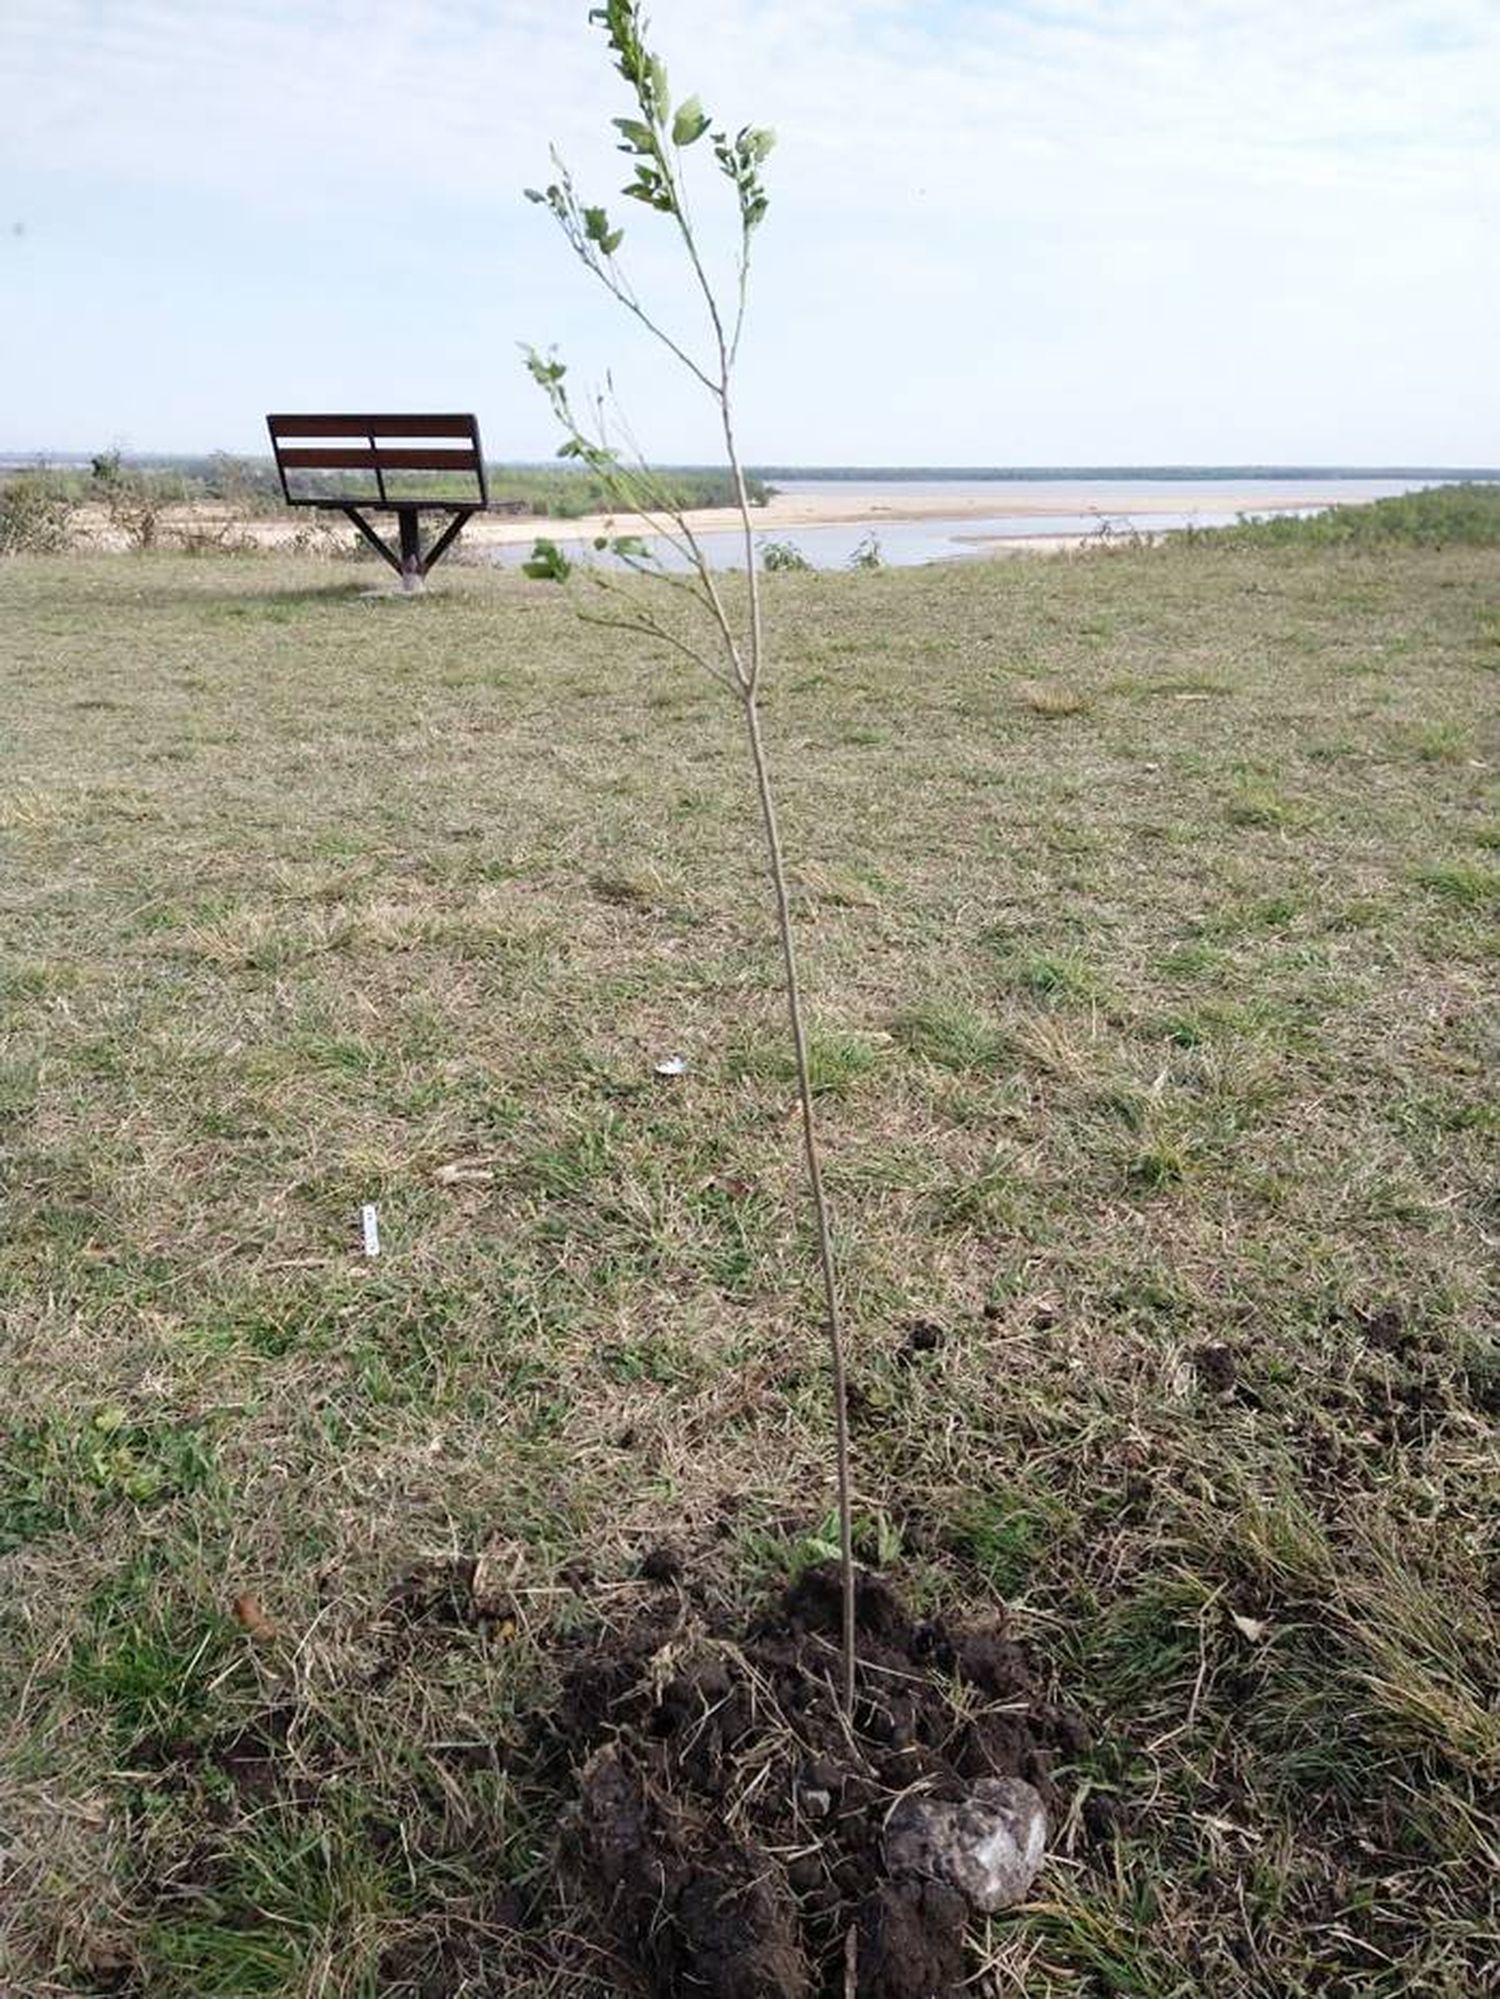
[1197,480,1500,551]
[0,471,76,555]
[760,537,812,572]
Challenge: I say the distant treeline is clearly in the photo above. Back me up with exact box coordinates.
[1184,481,1500,550]
[0,455,772,518]
[483,466,772,516]
[750,464,1500,483]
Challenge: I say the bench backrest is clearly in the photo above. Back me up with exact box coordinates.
[266,414,488,509]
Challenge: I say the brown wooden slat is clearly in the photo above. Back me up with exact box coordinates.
[267,414,477,439]
[277,448,481,471]
[289,498,480,512]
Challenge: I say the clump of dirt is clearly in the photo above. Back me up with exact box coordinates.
[1352,1305,1418,1356]
[210,1704,301,1799]
[896,1318,947,1363]
[639,1541,686,1585]
[385,1557,482,1620]
[552,1562,1083,1999]
[1191,1341,1239,1394]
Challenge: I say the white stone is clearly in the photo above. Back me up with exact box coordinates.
[883,1777,1047,1914]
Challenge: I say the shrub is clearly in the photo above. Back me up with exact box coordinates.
[761,537,812,572]
[91,449,181,552]
[1198,481,1500,552]
[0,471,76,555]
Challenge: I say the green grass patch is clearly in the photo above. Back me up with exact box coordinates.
[1413,860,1500,907]
[891,1000,1011,1069]
[730,1026,881,1096]
[1009,951,1102,1003]
[1,1409,217,1554]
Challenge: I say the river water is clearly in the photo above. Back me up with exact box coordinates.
[488,475,1451,574]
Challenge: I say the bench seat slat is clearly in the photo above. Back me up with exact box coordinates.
[267,413,477,439]
[276,448,482,472]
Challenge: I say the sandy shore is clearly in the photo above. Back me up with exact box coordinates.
[66,488,1355,558]
[465,487,1352,549]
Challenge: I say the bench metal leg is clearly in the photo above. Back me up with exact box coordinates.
[340,507,402,576]
[335,505,476,587]
[397,507,423,593]
[419,509,476,574]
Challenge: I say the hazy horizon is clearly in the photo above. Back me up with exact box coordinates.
[5,451,1498,482]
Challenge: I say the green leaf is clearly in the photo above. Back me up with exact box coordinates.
[671,96,710,147]
[582,206,610,244]
[522,347,566,388]
[613,116,655,154]
[601,229,624,256]
[647,56,669,116]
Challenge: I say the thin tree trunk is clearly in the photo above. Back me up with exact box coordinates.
[740,688,857,1712]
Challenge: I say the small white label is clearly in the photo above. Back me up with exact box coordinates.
[361,1204,381,1257]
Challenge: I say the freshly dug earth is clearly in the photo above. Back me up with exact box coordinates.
[552,1563,1084,1999]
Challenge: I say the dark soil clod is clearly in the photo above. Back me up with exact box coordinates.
[1354,1305,1416,1354]
[576,1745,811,1998]
[1192,1342,1239,1393]
[638,1542,685,1585]
[384,1558,480,1628]
[856,1879,968,1999]
[557,1564,1080,1999]
[897,1318,946,1363]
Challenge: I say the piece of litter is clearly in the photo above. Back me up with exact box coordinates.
[361,1203,381,1257]
[654,1056,688,1077]
[231,1591,279,1641]
[1230,1612,1268,1644]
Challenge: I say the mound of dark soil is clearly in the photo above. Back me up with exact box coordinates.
[552,1563,1084,1999]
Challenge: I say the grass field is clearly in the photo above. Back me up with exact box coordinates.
[2,541,1497,1997]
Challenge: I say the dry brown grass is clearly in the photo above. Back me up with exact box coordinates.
[1,543,1497,1995]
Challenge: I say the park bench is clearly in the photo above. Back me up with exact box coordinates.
[265,413,490,590]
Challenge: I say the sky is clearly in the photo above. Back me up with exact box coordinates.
[1,0,1497,466]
